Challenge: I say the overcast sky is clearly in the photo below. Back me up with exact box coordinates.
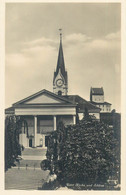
[5,3,121,112]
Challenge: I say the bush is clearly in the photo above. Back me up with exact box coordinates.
[40,159,50,171]
[5,115,27,171]
[46,117,120,186]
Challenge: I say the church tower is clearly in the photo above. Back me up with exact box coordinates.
[53,31,68,95]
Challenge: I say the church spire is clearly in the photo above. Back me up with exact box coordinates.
[56,29,66,78]
[59,28,62,42]
[53,30,68,95]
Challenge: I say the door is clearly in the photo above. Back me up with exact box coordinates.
[29,139,32,147]
[40,138,43,147]
[45,136,49,147]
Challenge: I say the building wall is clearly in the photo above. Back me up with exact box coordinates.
[15,107,76,116]
[78,113,83,120]
[96,104,111,113]
[53,87,67,96]
[25,94,63,104]
[92,95,104,103]
[19,134,28,147]
[57,115,74,127]
[36,134,44,147]
[21,116,34,136]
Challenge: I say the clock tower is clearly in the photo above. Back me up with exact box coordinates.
[53,31,68,95]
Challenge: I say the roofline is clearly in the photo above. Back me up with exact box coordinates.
[13,104,77,108]
[91,93,104,95]
[91,101,112,105]
[78,96,101,111]
[78,109,100,113]
[64,95,101,111]
[13,89,74,106]
[91,87,104,95]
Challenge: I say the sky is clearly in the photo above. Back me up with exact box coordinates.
[5,3,121,112]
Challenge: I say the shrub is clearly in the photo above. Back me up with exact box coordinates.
[5,115,27,171]
[46,117,120,186]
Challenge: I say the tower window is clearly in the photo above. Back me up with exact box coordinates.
[58,91,62,96]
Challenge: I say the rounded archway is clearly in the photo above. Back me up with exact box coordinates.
[58,90,62,96]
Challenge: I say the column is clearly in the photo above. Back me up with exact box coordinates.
[73,115,76,125]
[34,115,37,147]
[43,135,45,147]
[54,116,57,131]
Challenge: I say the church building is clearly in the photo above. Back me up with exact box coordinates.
[5,32,100,148]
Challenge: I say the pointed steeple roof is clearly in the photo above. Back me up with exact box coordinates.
[53,31,67,83]
[56,34,66,76]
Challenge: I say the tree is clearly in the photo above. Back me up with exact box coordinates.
[111,109,116,113]
[46,116,120,187]
[5,115,28,171]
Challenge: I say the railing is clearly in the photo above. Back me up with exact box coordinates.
[17,161,41,170]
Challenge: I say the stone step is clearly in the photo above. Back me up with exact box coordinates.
[5,148,49,190]
[5,168,49,190]
[14,159,42,168]
[22,155,46,160]
[22,148,47,156]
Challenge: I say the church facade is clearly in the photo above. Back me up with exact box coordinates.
[5,33,101,148]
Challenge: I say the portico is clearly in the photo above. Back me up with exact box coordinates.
[10,89,77,148]
[20,113,76,148]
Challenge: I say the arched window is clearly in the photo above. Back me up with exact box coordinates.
[58,90,62,96]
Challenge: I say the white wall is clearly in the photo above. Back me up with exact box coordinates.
[19,134,29,147]
[15,107,76,115]
[78,113,83,120]
[25,94,62,104]
[92,95,104,103]
[96,104,111,113]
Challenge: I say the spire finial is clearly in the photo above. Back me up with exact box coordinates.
[59,28,62,41]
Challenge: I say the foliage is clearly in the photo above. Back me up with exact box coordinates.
[100,112,120,127]
[46,116,120,186]
[40,159,50,171]
[5,115,28,171]
[41,179,60,190]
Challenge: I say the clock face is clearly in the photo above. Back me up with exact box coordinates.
[56,79,64,87]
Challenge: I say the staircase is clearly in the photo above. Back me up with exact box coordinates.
[5,148,49,190]
[5,168,49,190]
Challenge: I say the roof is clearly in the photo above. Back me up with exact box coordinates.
[5,91,101,114]
[63,95,101,113]
[5,90,77,114]
[53,37,67,83]
[5,107,15,114]
[90,101,112,105]
[91,87,104,95]
[12,89,76,107]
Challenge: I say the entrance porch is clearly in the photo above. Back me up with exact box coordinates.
[19,115,76,148]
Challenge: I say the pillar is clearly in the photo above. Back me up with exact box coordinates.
[73,115,76,125]
[34,115,37,147]
[43,135,45,147]
[54,116,56,131]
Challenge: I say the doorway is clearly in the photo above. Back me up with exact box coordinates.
[45,136,49,147]
[29,139,32,147]
[40,138,43,147]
